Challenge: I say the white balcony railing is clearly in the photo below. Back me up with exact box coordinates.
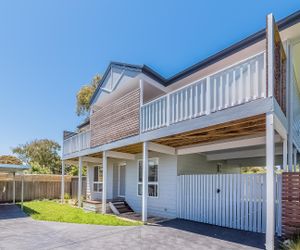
[141,52,266,133]
[63,130,91,155]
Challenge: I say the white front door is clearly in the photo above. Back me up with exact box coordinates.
[118,164,126,197]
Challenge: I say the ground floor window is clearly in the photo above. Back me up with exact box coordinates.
[93,165,103,192]
[138,158,158,197]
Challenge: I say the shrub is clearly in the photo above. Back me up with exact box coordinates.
[64,193,71,200]
[282,235,300,250]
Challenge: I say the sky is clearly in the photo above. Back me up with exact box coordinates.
[0,1,299,156]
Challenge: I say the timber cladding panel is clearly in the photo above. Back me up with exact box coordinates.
[282,173,300,238]
[90,88,140,147]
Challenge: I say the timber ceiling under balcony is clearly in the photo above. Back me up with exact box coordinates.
[98,114,266,155]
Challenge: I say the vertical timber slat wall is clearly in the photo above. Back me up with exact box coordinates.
[282,173,300,238]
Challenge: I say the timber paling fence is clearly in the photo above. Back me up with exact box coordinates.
[0,174,86,203]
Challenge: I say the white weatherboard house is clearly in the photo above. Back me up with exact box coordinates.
[61,12,300,250]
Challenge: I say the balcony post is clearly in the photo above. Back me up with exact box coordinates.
[139,79,144,133]
[166,94,170,126]
[102,151,108,213]
[267,14,274,98]
[78,157,83,207]
[266,111,275,250]
[294,147,297,172]
[142,141,149,222]
[265,13,275,250]
[206,76,211,115]
[283,139,288,171]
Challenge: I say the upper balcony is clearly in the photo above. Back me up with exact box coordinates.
[63,130,91,156]
[63,52,273,157]
[141,52,266,133]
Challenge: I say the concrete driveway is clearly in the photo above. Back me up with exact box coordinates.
[0,205,264,250]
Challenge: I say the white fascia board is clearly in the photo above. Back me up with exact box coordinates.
[82,156,102,164]
[106,151,135,160]
[274,114,287,140]
[177,134,281,155]
[148,142,176,155]
[273,98,288,134]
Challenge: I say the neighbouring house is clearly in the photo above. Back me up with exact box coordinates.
[61,11,300,250]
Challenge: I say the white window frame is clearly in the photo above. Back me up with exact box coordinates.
[137,158,159,198]
[93,165,103,193]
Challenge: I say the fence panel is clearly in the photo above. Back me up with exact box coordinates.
[177,173,282,235]
[0,174,86,202]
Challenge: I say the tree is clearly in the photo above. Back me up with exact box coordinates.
[0,155,22,165]
[12,139,62,174]
[76,74,101,116]
[65,165,87,176]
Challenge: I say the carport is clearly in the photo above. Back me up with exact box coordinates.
[0,164,29,210]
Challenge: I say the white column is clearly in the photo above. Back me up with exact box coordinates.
[142,141,149,222]
[86,164,91,200]
[266,112,275,250]
[12,172,16,204]
[61,161,65,203]
[102,151,108,214]
[283,139,288,171]
[21,173,24,211]
[287,41,293,172]
[265,14,275,250]
[78,157,83,207]
[139,79,144,133]
[294,148,297,172]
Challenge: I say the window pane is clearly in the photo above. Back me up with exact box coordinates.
[138,183,142,196]
[139,159,158,182]
[138,161,142,182]
[148,164,158,182]
[148,184,158,197]
[94,167,98,182]
[98,166,103,182]
[94,183,103,192]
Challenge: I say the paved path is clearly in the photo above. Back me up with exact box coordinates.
[0,205,264,250]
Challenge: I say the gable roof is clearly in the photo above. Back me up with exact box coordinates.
[90,10,300,105]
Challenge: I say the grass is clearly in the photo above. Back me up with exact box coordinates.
[21,200,141,226]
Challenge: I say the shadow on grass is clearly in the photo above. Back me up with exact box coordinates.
[19,204,40,217]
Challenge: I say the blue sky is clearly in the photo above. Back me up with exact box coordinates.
[0,1,299,155]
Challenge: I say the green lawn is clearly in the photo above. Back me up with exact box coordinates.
[21,200,141,226]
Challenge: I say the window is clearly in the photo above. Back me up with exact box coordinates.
[93,165,103,192]
[138,158,158,197]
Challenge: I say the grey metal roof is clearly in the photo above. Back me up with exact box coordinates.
[0,164,30,172]
[89,9,300,105]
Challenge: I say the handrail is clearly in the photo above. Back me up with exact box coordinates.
[141,52,266,133]
[63,130,91,155]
